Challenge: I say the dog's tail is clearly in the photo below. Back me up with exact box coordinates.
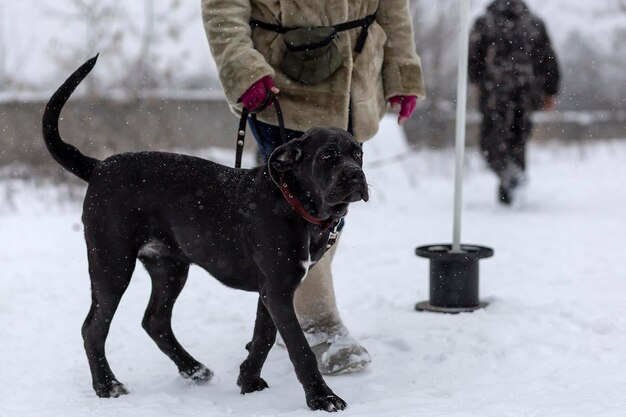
[42,55,101,182]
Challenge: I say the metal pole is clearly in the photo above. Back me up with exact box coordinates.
[452,0,471,252]
[0,3,5,85]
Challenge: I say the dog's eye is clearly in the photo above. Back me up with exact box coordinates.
[354,150,362,159]
[320,153,333,161]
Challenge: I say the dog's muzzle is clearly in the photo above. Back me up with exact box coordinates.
[333,166,369,203]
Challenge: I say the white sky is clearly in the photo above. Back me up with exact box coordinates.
[0,0,623,89]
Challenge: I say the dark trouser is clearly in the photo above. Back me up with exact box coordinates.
[249,112,354,162]
[479,104,532,178]
[248,119,307,162]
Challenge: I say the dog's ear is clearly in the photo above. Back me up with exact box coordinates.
[268,141,303,174]
[267,141,304,187]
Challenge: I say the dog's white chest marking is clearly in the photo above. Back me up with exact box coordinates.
[299,238,314,283]
[300,255,312,283]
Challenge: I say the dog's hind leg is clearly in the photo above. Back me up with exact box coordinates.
[140,256,213,383]
[81,242,137,398]
[237,297,277,393]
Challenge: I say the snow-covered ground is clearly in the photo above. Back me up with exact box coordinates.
[1,116,626,416]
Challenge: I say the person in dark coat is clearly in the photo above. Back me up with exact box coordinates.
[469,0,560,204]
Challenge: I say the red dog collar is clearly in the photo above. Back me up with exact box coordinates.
[279,177,334,230]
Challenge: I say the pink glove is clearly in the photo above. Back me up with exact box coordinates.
[239,76,279,113]
[389,95,417,125]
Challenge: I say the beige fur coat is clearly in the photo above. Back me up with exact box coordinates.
[202,0,425,141]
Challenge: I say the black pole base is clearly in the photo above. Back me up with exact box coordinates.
[415,244,493,314]
[415,300,489,314]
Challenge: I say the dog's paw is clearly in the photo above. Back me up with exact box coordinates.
[180,364,214,383]
[237,375,269,394]
[93,380,129,398]
[306,394,347,412]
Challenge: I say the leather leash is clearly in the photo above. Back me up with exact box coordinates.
[235,95,285,169]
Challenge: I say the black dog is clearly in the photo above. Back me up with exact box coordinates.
[42,56,368,412]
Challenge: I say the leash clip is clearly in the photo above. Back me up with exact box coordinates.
[326,222,341,250]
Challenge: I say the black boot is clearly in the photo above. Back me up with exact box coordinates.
[497,163,526,205]
[498,183,513,205]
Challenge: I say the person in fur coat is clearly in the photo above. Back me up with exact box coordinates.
[202,0,425,374]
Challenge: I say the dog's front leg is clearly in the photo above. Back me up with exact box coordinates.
[237,297,276,393]
[263,290,347,412]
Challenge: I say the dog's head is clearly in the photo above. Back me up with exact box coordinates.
[268,127,369,220]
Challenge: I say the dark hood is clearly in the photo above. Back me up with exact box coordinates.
[487,0,529,19]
